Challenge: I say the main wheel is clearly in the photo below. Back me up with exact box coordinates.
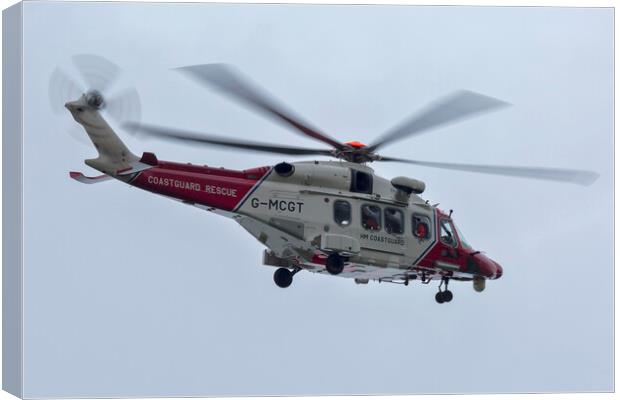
[435,292,445,304]
[273,268,293,288]
[443,290,453,302]
[326,254,344,275]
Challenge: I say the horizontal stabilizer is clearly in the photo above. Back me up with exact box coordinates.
[69,171,113,184]
[70,157,155,184]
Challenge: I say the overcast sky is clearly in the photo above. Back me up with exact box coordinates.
[20,2,612,397]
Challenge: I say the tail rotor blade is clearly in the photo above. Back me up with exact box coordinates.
[106,87,142,132]
[368,91,510,152]
[49,67,91,147]
[72,54,121,94]
[379,156,599,186]
[49,67,84,114]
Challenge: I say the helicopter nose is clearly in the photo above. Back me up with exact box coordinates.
[492,260,503,279]
[472,252,503,279]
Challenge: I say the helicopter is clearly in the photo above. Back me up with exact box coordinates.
[54,55,599,304]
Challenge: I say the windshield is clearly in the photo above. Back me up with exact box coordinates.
[439,219,457,248]
[454,223,473,250]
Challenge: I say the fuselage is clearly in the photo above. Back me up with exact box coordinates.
[123,154,503,285]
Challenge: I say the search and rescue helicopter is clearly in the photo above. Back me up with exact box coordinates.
[52,55,598,303]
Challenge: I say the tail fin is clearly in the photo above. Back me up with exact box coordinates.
[66,95,139,175]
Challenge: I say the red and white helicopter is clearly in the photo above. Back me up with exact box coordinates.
[53,55,598,303]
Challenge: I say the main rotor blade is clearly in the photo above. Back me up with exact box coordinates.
[379,156,599,186]
[368,91,510,152]
[176,63,346,150]
[125,122,334,156]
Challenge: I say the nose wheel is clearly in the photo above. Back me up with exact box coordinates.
[435,277,453,304]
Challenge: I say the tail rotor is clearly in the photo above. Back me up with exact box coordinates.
[49,54,142,145]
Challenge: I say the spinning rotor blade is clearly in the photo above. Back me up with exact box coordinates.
[379,156,599,186]
[49,54,142,145]
[106,88,142,133]
[72,54,121,94]
[176,63,346,150]
[368,91,510,152]
[125,122,334,156]
[49,68,84,114]
[49,67,92,147]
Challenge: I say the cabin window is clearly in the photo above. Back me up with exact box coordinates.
[439,218,457,247]
[333,200,352,226]
[384,208,404,235]
[361,204,381,231]
[412,214,431,240]
[350,170,373,194]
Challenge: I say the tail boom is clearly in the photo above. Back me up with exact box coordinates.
[129,162,271,212]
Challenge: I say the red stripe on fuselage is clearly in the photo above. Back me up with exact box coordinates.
[131,161,270,212]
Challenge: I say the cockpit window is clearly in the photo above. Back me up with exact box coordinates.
[455,224,473,250]
[384,208,404,235]
[361,204,381,231]
[439,219,457,248]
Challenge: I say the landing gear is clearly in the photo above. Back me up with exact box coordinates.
[274,268,292,288]
[435,277,453,304]
[326,253,345,275]
[273,267,301,288]
[435,291,445,304]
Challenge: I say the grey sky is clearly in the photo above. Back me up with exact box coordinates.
[21,2,612,397]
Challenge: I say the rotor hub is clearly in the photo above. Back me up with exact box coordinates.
[85,90,105,109]
[334,142,380,164]
[344,140,367,149]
